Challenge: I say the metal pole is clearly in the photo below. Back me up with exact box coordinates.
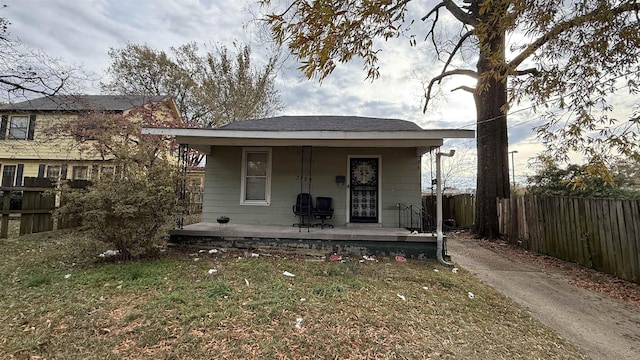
[509,150,518,187]
[436,149,455,267]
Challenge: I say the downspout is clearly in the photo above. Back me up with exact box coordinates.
[436,149,455,266]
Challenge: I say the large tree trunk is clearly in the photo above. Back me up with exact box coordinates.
[472,9,510,239]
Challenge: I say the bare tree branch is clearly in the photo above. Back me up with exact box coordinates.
[451,85,475,93]
[423,69,478,112]
[440,29,474,77]
[442,0,476,26]
[423,2,445,52]
[514,68,540,76]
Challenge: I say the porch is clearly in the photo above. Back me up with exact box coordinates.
[169,222,442,259]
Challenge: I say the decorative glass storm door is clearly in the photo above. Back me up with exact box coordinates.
[350,158,378,223]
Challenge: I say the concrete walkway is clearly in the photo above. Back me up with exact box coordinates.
[448,236,640,360]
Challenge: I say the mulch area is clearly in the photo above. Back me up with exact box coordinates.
[455,232,640,307]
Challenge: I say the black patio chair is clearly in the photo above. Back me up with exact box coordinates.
[292,193,313,228]
[313,196,334,228]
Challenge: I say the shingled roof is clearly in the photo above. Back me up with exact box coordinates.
[219,115,424,131]
[0,95,172,112]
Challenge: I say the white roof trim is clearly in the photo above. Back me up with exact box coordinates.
[142,127,475,140]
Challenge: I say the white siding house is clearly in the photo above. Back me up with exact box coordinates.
[144,115,474,230]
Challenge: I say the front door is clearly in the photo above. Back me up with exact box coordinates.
[349,157,378,223]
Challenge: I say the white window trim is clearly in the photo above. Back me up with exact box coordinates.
[240,147,272,206]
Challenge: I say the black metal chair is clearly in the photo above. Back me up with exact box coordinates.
[292,193,313,227]
[313,196,334,228]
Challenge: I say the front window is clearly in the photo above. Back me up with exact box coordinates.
[9,116,29,140]
[72,166,89,180]
[241,148,271,205]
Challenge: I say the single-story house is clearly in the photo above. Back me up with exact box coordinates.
[143,115,474,258]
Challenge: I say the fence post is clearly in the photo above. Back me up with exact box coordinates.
[1,190,10,238]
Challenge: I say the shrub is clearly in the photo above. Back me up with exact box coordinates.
[60,161,179,260]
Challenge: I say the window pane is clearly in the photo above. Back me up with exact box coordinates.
[101,166,115,179]
[2,165,16,187]
[245,177,266,200]
[9,116,28,140]
[246,152,267,176]
[72,166,89,180]
[46,166,61,179]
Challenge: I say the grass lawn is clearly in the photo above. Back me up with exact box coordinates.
[0,228,586,359]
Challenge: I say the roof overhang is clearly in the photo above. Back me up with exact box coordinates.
[142,127,475,154]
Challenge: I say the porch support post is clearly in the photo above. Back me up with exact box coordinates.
[436,149,455,266]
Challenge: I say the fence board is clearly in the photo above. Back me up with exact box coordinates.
[493,194,640,284]
[614,200,629,280]
[598,200,616,274]
[608,200,623,279]
[621,200,638,282]
[573,198,585,266]
[629,201,640,282]
[572,197,583,265]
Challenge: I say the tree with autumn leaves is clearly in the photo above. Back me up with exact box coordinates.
[51,100,183,260]
[260,0,640,238]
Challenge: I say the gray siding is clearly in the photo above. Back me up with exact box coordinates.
[203,146,421,227]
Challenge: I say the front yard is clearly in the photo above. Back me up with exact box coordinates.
[0,228,586,359]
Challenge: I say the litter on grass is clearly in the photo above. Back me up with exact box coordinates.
[363,255,377,262]
[208,249,218,254]
[244,278,250,286]
[208,269,218,275]
[98,250,120,258]
[433,269,440,272]
[300,298,306,302]
[397,293,406,301]
[194,258,200,262]
[283,271,296,277]
[329,254,342,262]
[468,292,475,300]
[251,253,260,258]
[64,274,71,279]
[452,268,459,273]
[295,317,303,329]
[395,256,406,262]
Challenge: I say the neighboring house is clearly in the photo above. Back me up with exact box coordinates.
[145,116,474,229]
[0,95,180,187]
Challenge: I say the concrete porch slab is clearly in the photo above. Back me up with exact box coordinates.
[169,222,441,259]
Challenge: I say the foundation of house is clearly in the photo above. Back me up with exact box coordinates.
[169,222,444,259]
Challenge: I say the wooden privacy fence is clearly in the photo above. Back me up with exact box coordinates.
[423,194,475,228]
[499,195,640,284]
[0,177,88,238]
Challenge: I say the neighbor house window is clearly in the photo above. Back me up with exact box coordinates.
[8,116,29,140]
[72,166,89,180]
[46,165,62,179]
[2,165,16,187]
[100,165,115,180]
[240,148,271,205]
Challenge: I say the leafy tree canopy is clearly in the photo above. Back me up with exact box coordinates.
[527,157,640,199]
[101,42,283,129]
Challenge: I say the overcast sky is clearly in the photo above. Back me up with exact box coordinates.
[4,0,580,189]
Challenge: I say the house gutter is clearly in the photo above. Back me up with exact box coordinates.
[436,150,455,267]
